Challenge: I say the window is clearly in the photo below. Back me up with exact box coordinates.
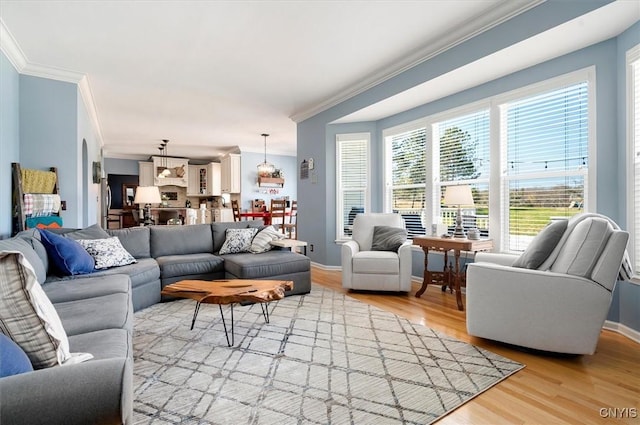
[628,45,640,280]
[336,133,369,239]
[380,68,594,252]
[384,124,427,237]
[502,80,590,251]
[434,109,490,236]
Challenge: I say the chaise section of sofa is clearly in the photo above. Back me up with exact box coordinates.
[0,235,134,425]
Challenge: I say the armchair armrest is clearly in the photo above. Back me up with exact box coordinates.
[341,240,360,289]
[474,252,519,266]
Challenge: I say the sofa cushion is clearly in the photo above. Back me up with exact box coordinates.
[222,251,310,279]
[0,237,47,284]
[156,253,224,279]
[219,228,258,254]
[107,226,151,258]
[512,219,568,269]
[45,258,159,292]
[150,224,213,257]
[54,292,133,336]
[0,334,33,377]
[0,252,90,368]
[353,251,400,274]
[40,229,95,276]
[212,221,264,253]
[68,328,131,360]
[77,237,137,270]
[16,229,49,273]
[62,224,111,240]
[370,226,407,252]
[550,217,612,278]
[250,225,285,253]
[43,274,131,304]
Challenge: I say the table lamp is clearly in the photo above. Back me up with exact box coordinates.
[443,185,474,238]
[133,186,161,226]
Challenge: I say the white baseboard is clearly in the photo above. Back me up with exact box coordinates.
[603,320,640,344]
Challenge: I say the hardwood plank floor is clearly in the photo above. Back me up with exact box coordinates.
[311,267,640,425]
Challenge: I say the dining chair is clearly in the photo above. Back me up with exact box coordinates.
[270,199,287,233]
[231,200,241,222]
[282,200,297,239]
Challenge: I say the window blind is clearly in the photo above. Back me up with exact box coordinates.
[337,137,368,238]
[388,127,426,236]
[437,110,490,234]
[632,57,640,275]
[504,81,588,251]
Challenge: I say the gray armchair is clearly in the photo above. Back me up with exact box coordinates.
[466,213,630,355]
[342,213,412,292]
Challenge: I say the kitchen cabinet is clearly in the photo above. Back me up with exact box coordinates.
[138,162,154,187]
[221,153,241,194]
[153,156,189,187]
[187,162,221,196]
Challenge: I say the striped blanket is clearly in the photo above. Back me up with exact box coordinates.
[23,194,61,217]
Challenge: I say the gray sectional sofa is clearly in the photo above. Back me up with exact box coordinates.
[0,220,311,425]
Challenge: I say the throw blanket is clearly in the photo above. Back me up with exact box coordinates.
[21,168,57,194]
[23,194,61,217]
[542,213,633,281]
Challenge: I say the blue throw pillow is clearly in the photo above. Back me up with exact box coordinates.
[39,229,95,276]
[0,334,34,377]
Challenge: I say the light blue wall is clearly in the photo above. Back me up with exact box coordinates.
[240,152,297,212]
[104,158,141,176]
[0,52,20,238]
[19,75,81,228]
[298,1,640,333]
[612,21,640,331]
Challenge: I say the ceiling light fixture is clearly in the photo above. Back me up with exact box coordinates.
[257,133,275,178]
[157,139,171,178]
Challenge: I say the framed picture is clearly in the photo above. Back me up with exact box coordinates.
[92,161,101,183]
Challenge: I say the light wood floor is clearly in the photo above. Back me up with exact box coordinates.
[311,267,640,425]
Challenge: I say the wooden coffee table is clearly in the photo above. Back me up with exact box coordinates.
[161,279,293,346]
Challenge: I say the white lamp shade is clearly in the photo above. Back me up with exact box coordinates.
[133,186,161,205]
[443,185,474,207]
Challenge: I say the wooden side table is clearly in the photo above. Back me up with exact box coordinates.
[413,236,493,311]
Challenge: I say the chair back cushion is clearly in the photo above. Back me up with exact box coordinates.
[353,213,405,251]
[550,217,612,278]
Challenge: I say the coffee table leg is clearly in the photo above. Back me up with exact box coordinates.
[190,301,202,330]
[260,303,270,323]
[219,304,235,347]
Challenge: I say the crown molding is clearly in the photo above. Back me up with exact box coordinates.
[1,18,103,147]
[290,0,545,123]
[0,18,26,71]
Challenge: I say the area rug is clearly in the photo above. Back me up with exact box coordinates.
[132,285,524,424]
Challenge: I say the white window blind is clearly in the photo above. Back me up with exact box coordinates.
[503,81,589,251]
[436,110,490,234]
[630,53,640,277]
[336,135,368,239]
[386,127,427,237]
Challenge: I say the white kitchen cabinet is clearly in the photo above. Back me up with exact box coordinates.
[221,154,241,194]
[187,163,221,196]
[153,156,189,187]
[138,162,154,187]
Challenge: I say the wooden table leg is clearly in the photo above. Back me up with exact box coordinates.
[416,247,430,297]
[454,249,464,311]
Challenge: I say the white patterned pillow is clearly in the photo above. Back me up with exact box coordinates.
[0,251,93,369]
[250,225,285,254]
[77,237,137,270]
[219,228,258,255]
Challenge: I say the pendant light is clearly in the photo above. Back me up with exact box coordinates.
[161,140,171,176]
[257,133,275,178]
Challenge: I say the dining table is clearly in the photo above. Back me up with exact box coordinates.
[238,210,291,225]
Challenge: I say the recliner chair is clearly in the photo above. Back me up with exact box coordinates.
[341,213,412,292]
[466,213,631,355]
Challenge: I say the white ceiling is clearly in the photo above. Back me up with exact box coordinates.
[0,1,637,161]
